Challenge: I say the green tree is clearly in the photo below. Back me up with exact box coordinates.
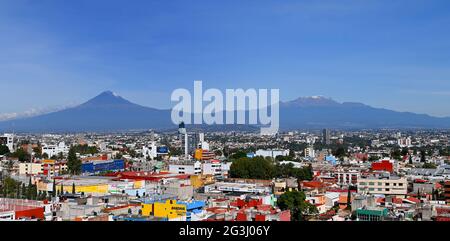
[26,179,33,199]
[168,146,182,156]
[0,145,10,155]
[422,162,437,169]
[230,156,313,181]
[391,148,402,160]
[33,147,42,158]
[439,148,449,157]
[346,188,352,210]
[229,157,274,179]
[52,179,56,197]
[16,183,21,198]
[368,156,379,162]
[114,153,123,159]
[275,155,294,162]
[67,147,82,175]
[333,146,347,158]
[277,191,318,221]
[10,148,30,162]
[1,185,6,197]
[214,149,223,156]
[401,148,409,156]
[20,183,26,198]
[71,144,99,155]
[1,177,21,198]
[289,149,296,158]
[305,164,313,180]
[229,151,248,160]
[32,184,38,200]
[420,150,427,162]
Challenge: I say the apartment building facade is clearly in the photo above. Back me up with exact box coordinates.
[357,176,408,197]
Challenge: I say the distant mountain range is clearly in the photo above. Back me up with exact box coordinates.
[1,91,450,133]
[279,96,450,129]
[0,91,172,132]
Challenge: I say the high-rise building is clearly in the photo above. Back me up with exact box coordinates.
[178,122,188,158]
[397,137,412,148]
[0,134,15,152]
[187,134,198,155]
[178,122,200,159]
[197,132,209,150]
[304,146,315,158]
[322,129,331,145]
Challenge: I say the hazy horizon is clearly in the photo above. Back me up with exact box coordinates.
[2,90,450,122]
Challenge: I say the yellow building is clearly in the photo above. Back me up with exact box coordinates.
[190,175,203,188]
[273,180,287,195]
[190,175,214,188]
[194,149,203,160]
[194,149,215,161]
[19,162,43,175]
[61,184,109,194]
[141,200,186,219]
[133,180,144,189]
[37,180,109,195]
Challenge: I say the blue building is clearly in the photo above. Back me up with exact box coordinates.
[178,200,206,221]
[81,159,125,174]
[325,156,337,166]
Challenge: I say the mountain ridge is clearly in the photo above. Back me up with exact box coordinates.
[1,92,449,132]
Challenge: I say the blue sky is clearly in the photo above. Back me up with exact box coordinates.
[1,0,450,118]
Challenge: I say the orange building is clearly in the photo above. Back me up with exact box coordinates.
[194,149,215,161]
[338,192,355,210]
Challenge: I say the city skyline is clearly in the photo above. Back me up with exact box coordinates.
[2,0,450,228]
[1,0,450,118]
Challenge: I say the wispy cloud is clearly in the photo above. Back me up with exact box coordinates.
[0,103,77,121]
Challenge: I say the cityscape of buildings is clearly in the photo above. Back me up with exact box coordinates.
[1,1,450,229]
[1,127,449,222]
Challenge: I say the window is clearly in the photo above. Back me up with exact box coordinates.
[369,188,374,191]
[378,182,382,186]
[369,182,375,186]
